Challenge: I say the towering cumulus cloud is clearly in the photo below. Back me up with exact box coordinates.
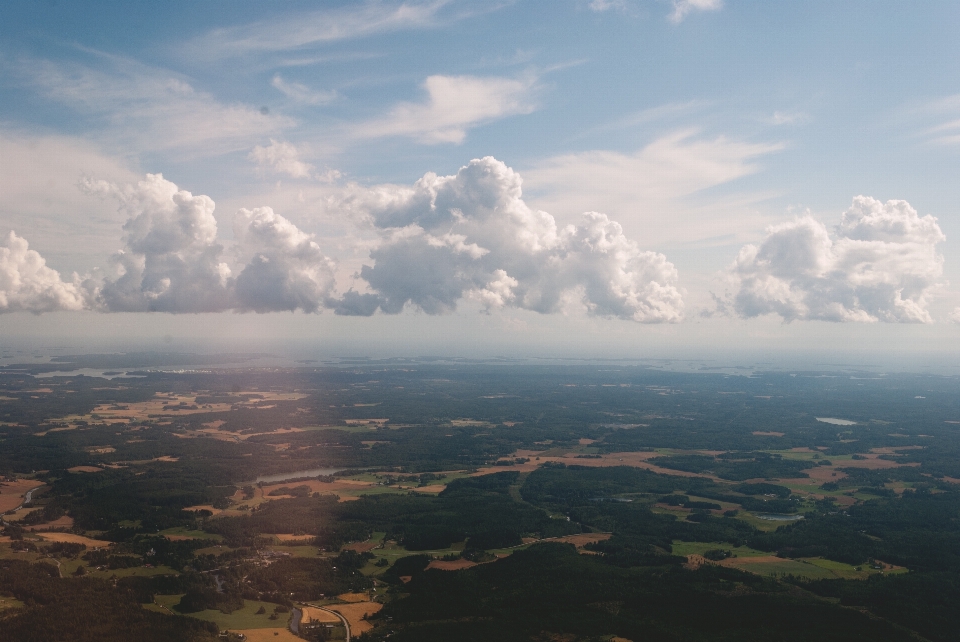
[336,157,683,322]
[0,232,87,313]
[84,174,234,312]
[77,173,335,313]
[726,196,945,322]
[3,161,681,321]
[233,207,336,313]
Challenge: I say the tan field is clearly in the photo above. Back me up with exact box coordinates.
[341,540,379,553]
[548,533,612,548]
[25,516,74,531]
[300,606,341,624]
[336,592,371,603]
[869,446,924,454]
[826,454,919,470]
[753,431,785,436]
[273,534,314,543]
[184,504,222,515]
[684,554,708,570]
[233,628,302,642]
[427,559,477,571]
[330,602,382,635]
[67,466,104,473]
[36,532,112,548]
[409,484,446,494]
[0,480,44,513]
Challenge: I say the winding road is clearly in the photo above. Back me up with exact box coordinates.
[293,603,351,642]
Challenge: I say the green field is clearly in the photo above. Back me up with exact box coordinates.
[147,595,291,630]
[671,540,770,558]
[728,558,838,579]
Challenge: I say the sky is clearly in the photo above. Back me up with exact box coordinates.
[2,0,960,362]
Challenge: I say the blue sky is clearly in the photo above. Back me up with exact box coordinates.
[3,1,960,360]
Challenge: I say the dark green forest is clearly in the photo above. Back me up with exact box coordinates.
[1,360,959,641]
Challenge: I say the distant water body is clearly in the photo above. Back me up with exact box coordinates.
[755,514,804,521]
[815,417,857,426]
[251,467,345,484]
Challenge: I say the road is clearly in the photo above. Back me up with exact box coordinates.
[295,603,351,642]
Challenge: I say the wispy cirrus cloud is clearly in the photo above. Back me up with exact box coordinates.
[669,0,722,23]
[909,94,960,146]
[271,74,338,105]
[9,51,293,155]
[184,1,451,61]
[354,74,538,144]
[523,130,782,245]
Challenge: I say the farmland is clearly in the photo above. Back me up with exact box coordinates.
[1,360,959,641]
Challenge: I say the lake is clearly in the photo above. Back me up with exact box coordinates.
[250,467,346,484]
[815,417,857,426]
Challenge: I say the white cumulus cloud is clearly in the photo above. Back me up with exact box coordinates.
[233,207,337,313]
[723,196,946,323]
[333,157,683,322]
[81,174,234,313]
[249,140,316,179]
[248,140,341,182]
[355,75,537,144]
[79,174,337,314]
[0,232,88,314]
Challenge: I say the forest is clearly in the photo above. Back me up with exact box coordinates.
[1,358,959,641]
